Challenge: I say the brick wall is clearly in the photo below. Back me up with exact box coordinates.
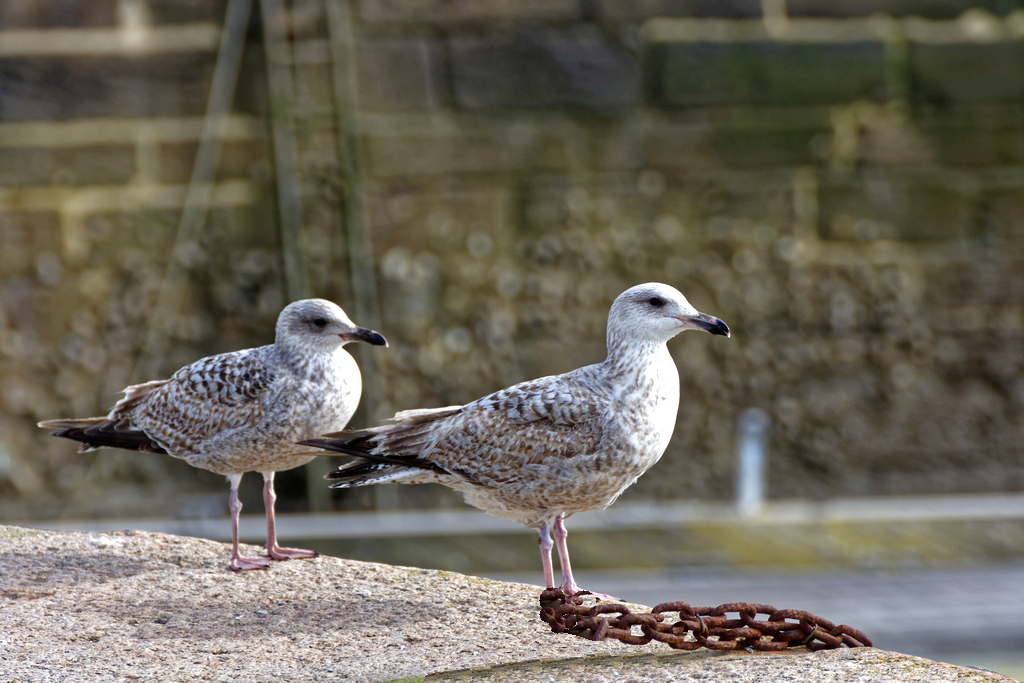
[2,0,1024,521]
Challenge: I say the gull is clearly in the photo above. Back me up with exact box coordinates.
[301,283,728,597]
[39,299,387,571]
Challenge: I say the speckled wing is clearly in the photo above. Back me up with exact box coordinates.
[113,350,278,457]
[376,374,610,484]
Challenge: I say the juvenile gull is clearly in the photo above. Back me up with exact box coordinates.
[302,283,728,597]
[39,299,387,571]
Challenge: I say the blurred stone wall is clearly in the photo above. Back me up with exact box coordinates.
[2,0,1024,521]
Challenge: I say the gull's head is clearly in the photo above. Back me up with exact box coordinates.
[276,299,388,349]
[608,283,730,345]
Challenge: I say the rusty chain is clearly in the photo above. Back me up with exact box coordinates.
[539,589,873,651]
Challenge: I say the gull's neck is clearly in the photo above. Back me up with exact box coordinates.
[604,332,672,379]
[270,337,342,380]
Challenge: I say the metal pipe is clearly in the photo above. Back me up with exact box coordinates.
[324,0,394,510]
[260,0,310,304]
[133,0,253,383]
[736,408,770,517]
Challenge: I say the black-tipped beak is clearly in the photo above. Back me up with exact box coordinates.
[691,313,730,337]
[343,328,388,347]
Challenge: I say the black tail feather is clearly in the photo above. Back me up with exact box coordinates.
[298,437,372,458]
[325,461,399,486]
[51,424,167,454]
[299,436,441,477]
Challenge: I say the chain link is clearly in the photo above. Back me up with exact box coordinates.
[539,589,873,651]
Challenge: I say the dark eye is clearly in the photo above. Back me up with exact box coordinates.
[648,297,665,307]
[313,318,327,328]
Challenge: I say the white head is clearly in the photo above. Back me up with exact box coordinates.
[607,283,729,351]
[275,299,388,350]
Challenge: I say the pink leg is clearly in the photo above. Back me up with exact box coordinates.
[228,474,271,571]
[538,521,555,589]
[553,514,620,601]
[263,472,318,562]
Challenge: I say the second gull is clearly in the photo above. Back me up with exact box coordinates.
[302,283,728,597]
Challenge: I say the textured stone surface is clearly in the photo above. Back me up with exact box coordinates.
[158,140,270,184]
[0,0,118,28]
[817,171,975,242]
[787,0,1021,18]
[432,648,1014,683]
[598,0,762,20]
[0,145,136,186]
[364,128,571,177]
[712,127,831,168]
[660,42,888,107]
[357,39,440,112]
[147,0,231,24]
[591,116,720,171]
[0,56,217,122]
[450,28,641,111]
[0,527,1013,683]
[924,123,1024,168]
[910,43,1024,104]
[0,526,662,682]
[0,212,61,277]
[360,0,580,23]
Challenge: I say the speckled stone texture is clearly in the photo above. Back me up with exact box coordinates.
[0,526,1014,683]
[431,649,1019,682]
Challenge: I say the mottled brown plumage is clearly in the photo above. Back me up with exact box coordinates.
[40,299,387,571]
[303,283,729,596]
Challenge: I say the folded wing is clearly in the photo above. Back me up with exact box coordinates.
[308,373,610,488]
[39,351,278,456]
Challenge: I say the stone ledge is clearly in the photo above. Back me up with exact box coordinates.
[427,648,1014,682]
[0,525,1014,683]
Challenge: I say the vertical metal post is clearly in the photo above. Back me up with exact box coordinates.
[260,0,310,304]
[324,0,394,510]
[133,0,253,383]
[736,408,770,517]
